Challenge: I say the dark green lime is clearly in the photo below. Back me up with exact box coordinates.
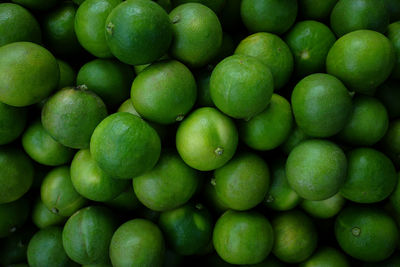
[32,198,66,229]
[0,197,29,238]
[301,193,346,219]
[0,102,27,145]
[57,59,76,90]
[299,0,338,21]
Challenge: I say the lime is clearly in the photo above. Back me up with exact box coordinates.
[105,0,172,65]
[131,60,197,124]
[57,59,76,90]
[272,210,317,263]
[133,150,200,211]
[0,226,35,266]
[0,147,33,204]
[210,54,274,119]
[105,186,141,211]
[298,0,338,21]
[335,205,398,262]
[169,3,222,67]
[195,69,214,107]
[0,42,59,107]
[235,32,293,89]
[0,102,27,145]
[171,0,226,13]
[90,112,161,179]
[32,198,66,229]
[385,0,400,22]
[285,20,336,78]
[300,247,350,267]
[0,197,29,238]
[364,253,400,267]
[387,22,400,79]
[291,73,352,138]
[382,120,400,167]
[75,0,122,58]
[286,139,347,200]
[281,125,310,155]
[176,107,238,171]
[203,178,229,215]
[301,193,346,219]
[213,210,274,265]
[340,148,397,203]
[110,219,165,267]
[389,172,400,212]
[376,80,400,118]
[326,30,395,95]
[70,149,129,202]
[41,166,87,217]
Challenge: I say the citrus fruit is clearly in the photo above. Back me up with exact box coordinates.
[57,59,76,90]
[172,0,226,13]
[195,69,214,107]
[105,0,172,65]
[203,178,229,215]
[299,247,350,267]
[291,73,352,138]
[0,42,59,107]
[105,186,141,212]
[298,0,338,21]
[109,219,165,267]
[176,107,238,171]
[131,60,197,124]
[11,0,58,10]
[301,193,346,219]
[169,3,222,67]
[0,197,29,238]
[281,125,310,155]
[210,54,274,119]
[213,210,274,265]
[389,172,400,212]
[387,21,400,79]
[382,120,400,166]
[286,139,347,200]
[364,253,400,267]
[32,198,66,229]
[376,80,400,118]
[0,102,27,145]
[235,32,293,89]
[0,226,35,266]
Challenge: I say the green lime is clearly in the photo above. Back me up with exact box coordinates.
[389,172,400,213]
[110,219,165,267]
[214,152,269,210]
[364,253,400,267]
[387,22,400,79]
[77,59,133,109]
[337,96,388,146]
[159,203,213,255]
[22,120,75,166]
[62,206,117,265]
[376,80,400,118]
[285,20,336,78]
[131,60,197,124]
[0,226,35,266]
[0,197,29,238]
[0,147,33,204]
[300,247,350,267]
[298,0,338,21]
[326,30,395,95]
[281,125,310,155]
[32,198,66,229]
[235,32,293,89]
[176,107,238,171]
[385,0,400,22]
[240,0,297,34]
[301,193,346,219]
[382,120,400,167]
[105,0,172,65]
[169,3,222,67]
[195,69,214,107]
[133,150,200,211]
[210,54,274,119]
[203,178,229,215]
[75,0,121,58]
[286,139,347,200]
[272,210,317,263]
[335,205,398,262]
[0,102,27,145]
[239,94,293,151]
[57,59,76,90]
[90,112,161,179]
[291,73,352,138]
[340,148,397,203]
[213,210,274,265]
[0,3,41,46]
[0,42,59,107]
[172,0,226,13]
[42,86,108,149]
[41,166,87,217]
[70,149,129,202]
[330,0,389,37]
[264,158,301,211]
[105,186,141,211]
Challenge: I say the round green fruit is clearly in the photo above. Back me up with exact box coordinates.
[387,21,400,79]
[300,247,350,267]
[0,102,27,145]
[57,59,76,90]
[0,198,29,238]
[32,198,66,229]
[301,193,346,219]
[298,0,338,21]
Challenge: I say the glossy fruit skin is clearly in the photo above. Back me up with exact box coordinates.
[271,210,318,263]
[131,60,197,124]
[387,22,400,79]
[326,30,395,95]
[376,80,400,118]
[105,0,172,65]
[285,20,336,78]
[340,148,397,203]
[335,206,398,262]
[298,0,338,21]
[159,204,213,255]
[62,206,117,265]
[299,247,350,267]
[0,3,41,46]
[330,0,389,37]
[210,54,274,119]
[32,198,66,229]
[241,0,298,34]
[57,59,76,90]
[70,149,129,202]
[0,147,33,204]
[286,139,347,201]
[75,0,122,58]
[0,102,27,145]
[176,107,238,171]
[0,198,29,238]
[214,152,270,211]
[90,112,161,179]
[110,219,165,267]
[41,166,87,217]
[301,193,346,219]
[291,73,352,138]
[42,87,108,149]
[213,210,274,265]
[0,42,59,107]
[133,151,200,211]
[169,3,223,68]
[235,32,293,89]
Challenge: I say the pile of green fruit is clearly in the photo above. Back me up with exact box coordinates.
[1,0,400,266]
